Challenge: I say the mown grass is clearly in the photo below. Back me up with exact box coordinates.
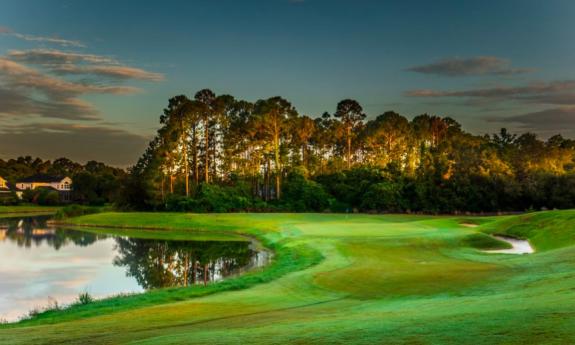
[462,232,513,250]
[1,210,575,344]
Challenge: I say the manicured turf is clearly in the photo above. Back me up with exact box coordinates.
[1,210,575,344]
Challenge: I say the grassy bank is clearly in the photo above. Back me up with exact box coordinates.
[0,205,60,218]
[0,205,60,215]
[1,211,575,344]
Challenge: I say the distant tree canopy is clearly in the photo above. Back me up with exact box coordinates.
[0,157,126,206]
[121,89,575,213]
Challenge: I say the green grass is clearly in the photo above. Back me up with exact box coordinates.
[1,210,575,344]
[0,205,60,216]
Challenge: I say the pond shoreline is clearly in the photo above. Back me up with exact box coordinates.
[0,215,276,324]
[1,215,317,328]
[52,220,265,246]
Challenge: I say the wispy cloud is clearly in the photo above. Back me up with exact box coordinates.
[406,56,533,77]
[0,58,139,97]
[52,65,165,81]
[0,49,163,121]
[0,27,84,47]
[485,107,575,135]
[0,86,99,120]
[8,49,163,80]
[0,28,163,165]
[8,49,118,65]
[405,80,575,106]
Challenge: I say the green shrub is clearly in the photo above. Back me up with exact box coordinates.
[282,173,332,212]
[37,189,60,206]
[361,181,405,212]
[76,292,94,305]
[54,205,102,220]
[165,183,253,213]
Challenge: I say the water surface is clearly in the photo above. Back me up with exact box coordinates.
[0,215,270,322]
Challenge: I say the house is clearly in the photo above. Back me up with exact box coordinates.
[0,176,11,197]
[15,174,73,202]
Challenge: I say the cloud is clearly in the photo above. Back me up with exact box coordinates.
[0,57,139,97]
[0,123,150,166]
[52,65,165,81]
[0,27,84,47]
[0,31,163,165]
[406,56,533,77]
[405,80,575,106]
[0,87,98,120]
[485,107,575,131]
[0,49,163,121]
[7,49,164,81]
[8,49,117,65]
[0,57,141,120]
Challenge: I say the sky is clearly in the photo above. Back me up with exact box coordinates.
[1,0,574,166]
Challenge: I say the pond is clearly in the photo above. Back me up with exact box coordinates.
[0,215,271,322]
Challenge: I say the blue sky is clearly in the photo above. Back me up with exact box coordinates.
[0,0,574,165]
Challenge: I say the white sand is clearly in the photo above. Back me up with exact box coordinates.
[485,235,534,254]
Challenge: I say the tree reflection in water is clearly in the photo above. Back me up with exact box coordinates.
[0,216,102,249]
[112,237,260,289]
[0,216,270,290]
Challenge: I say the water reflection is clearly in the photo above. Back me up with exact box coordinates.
[114,238,265,288]
[0,216,270,321]
[0,216,103,249]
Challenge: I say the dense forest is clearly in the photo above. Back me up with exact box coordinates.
[2,89,573,212]
[121,89,575,213]
[0,157,125,205]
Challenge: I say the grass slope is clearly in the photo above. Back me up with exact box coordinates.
[0,205,60,217]
[1,211,575,344]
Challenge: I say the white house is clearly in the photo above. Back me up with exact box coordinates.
[15,175,72,192]
[15,175,73,201]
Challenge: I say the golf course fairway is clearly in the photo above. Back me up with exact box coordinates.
[1,210,575,344]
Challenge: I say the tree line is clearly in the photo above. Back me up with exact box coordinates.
[121,89,575,213]
[0,157,125,205]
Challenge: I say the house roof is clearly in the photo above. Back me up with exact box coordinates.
[16,174,68,183]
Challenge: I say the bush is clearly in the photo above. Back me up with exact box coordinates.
[198,183,251,212]
[0,191,20,206]
[165,183,253,213]
[54,205,102,220]
[361,181,405,212]
[76,292,94,305]
[165,194,201,212]
[37,189,60,206]
[282,173,332,212]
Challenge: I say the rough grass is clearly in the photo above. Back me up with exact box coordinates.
[1,210,575,344]
[0,205,60,216]
[480,209,575,251]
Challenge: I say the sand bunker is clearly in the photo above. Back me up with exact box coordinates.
[485,235,534,254]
